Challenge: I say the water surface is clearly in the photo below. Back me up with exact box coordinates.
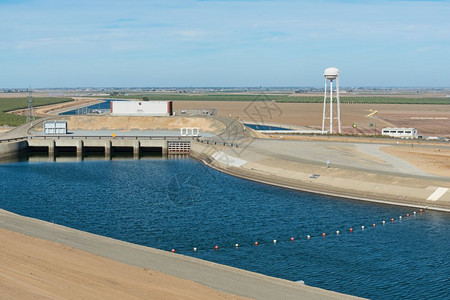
[1,157,448,299]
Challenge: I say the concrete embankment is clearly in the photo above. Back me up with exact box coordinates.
[0,209,359,300]
[190,141,450,212]
[0,139,28,159]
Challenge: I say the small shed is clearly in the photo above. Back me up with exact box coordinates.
[44,121,67,134]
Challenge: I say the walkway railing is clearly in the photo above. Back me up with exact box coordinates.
[196,138,239,148]
[27,135,198,141]
[0,137,28,144]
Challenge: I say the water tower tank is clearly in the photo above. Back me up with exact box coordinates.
[324,67,340,79]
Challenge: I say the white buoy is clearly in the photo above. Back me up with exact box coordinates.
[273,239,277,244]
[413,211,416,214]
[193,247,197,252]
[306,235,311,239]
[399,216,402,219]
[235,243,239,248]
[336,230,340,234]
[361,226,365,230]
[382,220,386,224]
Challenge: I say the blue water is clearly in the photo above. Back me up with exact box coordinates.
[244,123,291,131]
[0,157,449,299]
[60,99,116,115]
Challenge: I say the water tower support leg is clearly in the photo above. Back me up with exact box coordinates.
[330,80,333,134]
[322,78,327,133]
[337,77,341,134]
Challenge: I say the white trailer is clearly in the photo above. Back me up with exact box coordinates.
[43,121,67,134]
[111,101,173,116]
[381,127,418,139]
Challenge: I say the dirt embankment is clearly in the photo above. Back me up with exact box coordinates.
[64,115,226,133]
[381,146,450,177]
[0,228,245,300]
[174,101,450,137]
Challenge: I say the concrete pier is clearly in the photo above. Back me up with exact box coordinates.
[76,140,83,155]
[48,140,55,155]
[133,140,140,157]
[105,140,112,158]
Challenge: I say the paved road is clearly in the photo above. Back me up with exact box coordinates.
[0,117,50,139]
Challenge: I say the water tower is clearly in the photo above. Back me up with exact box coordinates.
[322,67,341,134]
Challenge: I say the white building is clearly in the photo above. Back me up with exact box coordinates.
[111,101,173,116]
[381,127,418,139]
[43,121,67,134]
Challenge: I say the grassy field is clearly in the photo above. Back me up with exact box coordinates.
[108,94,450,104]
[0,97,73,126]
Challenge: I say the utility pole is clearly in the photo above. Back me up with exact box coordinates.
[26,88,35,123]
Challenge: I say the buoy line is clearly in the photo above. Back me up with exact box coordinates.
[169,210,422,254]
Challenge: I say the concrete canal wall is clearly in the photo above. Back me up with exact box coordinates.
[0,139,29,159]
[190,141,450,212]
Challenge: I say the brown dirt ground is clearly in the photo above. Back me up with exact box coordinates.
[174,101,450,137]
[0,228,246,300]
[5,97,449,137]
[381,146,450,177]
[264,135,450,177]
[62,115,226,133]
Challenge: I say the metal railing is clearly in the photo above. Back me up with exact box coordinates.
[27,135,198,141]
[0,136,28,144]
[196,138,239,148]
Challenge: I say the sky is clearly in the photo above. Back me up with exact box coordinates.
[0,0,449,88]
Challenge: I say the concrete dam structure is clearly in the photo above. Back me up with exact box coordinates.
[0,115,228,159]
[28,135,194,156]
[1,134,205,158]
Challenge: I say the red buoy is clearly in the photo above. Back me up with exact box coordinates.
[349,228,353,232]
[254,241,259,246]
[420,209,423,212]
[322,232,326,237]
[171,249,175,253]
[373,223,376,227]
[214,245,219,250]
[290,237,294,242]
[391,218,394,222]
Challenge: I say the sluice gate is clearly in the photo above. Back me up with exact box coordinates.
[167,141,191,154]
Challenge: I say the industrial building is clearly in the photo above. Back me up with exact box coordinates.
[381,127,418,139]
[110,101,173,116]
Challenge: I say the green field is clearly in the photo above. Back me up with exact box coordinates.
[108,94,450,104]
[0,97,73,126]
